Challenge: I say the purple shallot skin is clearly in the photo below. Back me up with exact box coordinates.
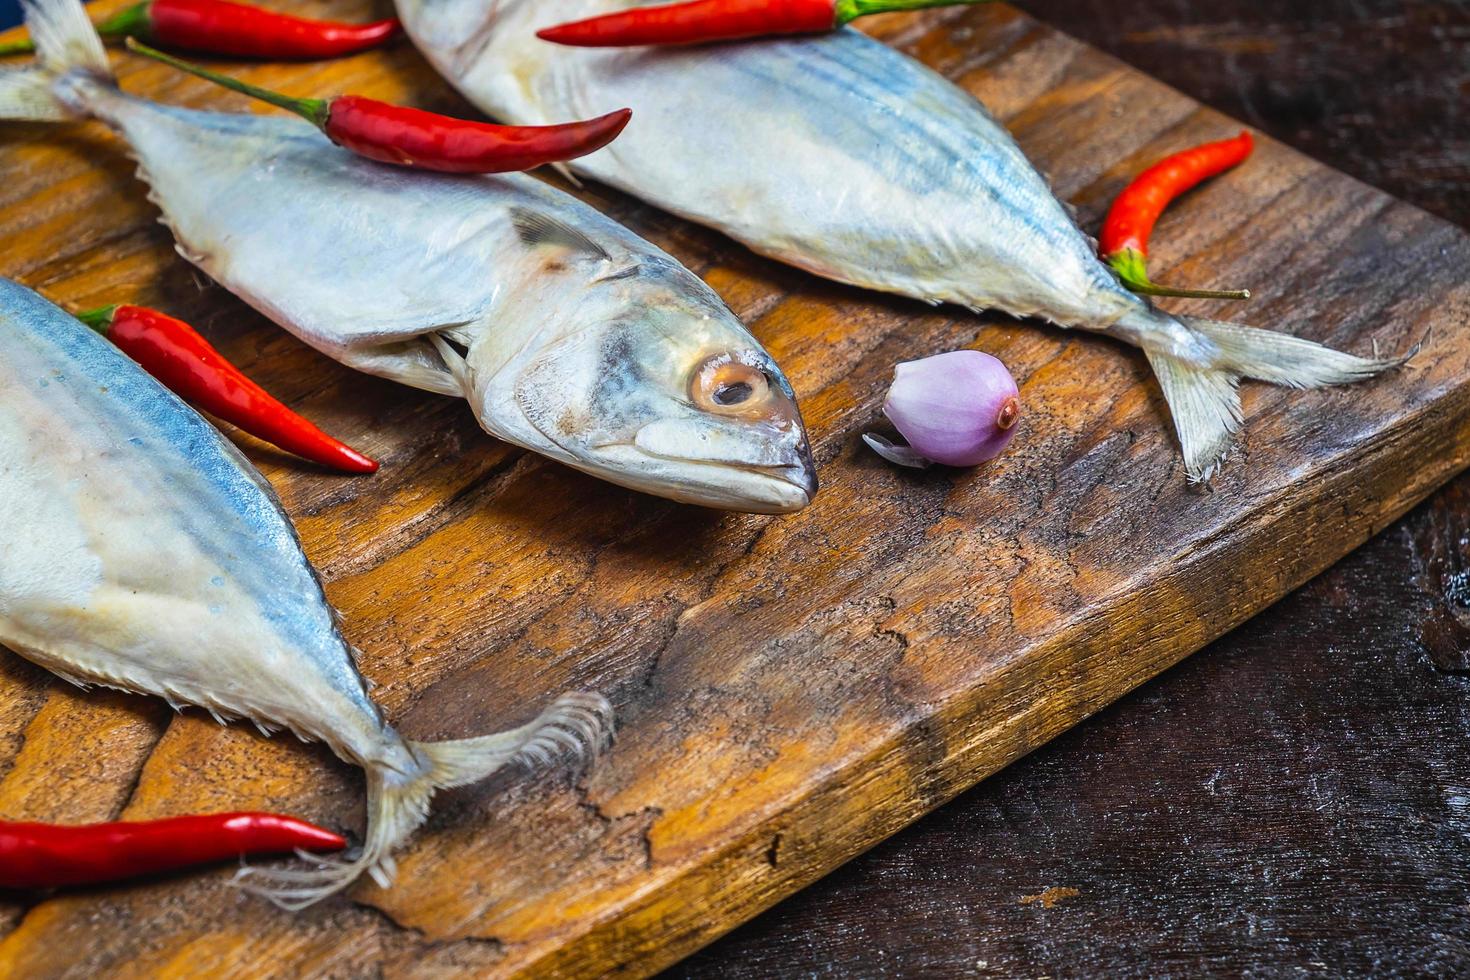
[865,350,1020,469]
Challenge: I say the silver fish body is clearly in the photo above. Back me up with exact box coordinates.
[404,3,1128,325]
[0,277,380,754]
[396,0,1402,480]
[102,93,814,511]
[3,0,815,513]
[0,276,612,906]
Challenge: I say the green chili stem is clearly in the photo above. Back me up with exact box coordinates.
[1108,249,1251,301]
[96,2,152,39]
[75,305,120,334]
[125,37,330,128]
[834,0,995,26]
[0,3,150,56]
[74,307,120,337]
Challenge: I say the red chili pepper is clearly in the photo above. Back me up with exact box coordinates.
[79,304,379,474]
[127,39,633,174]
[536,0,986,48]
[0,812,346,890]
[1100,131,1255,300]
[0,0,400,60]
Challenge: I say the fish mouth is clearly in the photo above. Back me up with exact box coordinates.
[626,420,818,514]
[729,458,817,514]
[641,454,817,515]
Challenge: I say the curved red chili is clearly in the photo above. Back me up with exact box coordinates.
[0,812,346,890]
[536,0,987,48]
[324,96,632,173]
[80,303,380,474]
[127,40,632,174]
[0,0,401,60]
[1100,131,1255,300]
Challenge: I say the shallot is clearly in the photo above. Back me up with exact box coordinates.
[864,350,1020,468]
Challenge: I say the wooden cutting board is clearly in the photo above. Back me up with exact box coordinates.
[0,1,1466,975]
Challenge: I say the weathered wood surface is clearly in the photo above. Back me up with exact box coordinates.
[674,484,1470,978]
[0,1,1467,976]
[671,2,1470,974]
[1027,0,1470,230]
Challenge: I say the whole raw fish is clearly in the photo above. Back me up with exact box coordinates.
[0,0,816,514]
[0,277,612,906]
[395,0,1403,481]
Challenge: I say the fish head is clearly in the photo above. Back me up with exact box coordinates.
[495,242,817,514]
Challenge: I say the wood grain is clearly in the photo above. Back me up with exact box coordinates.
[0,2,1467,976]
[1025,0,1470,229]
[673,510,1470,976]
[669,3,1470,974]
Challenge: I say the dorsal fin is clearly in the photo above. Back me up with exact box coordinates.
[510,207,610,262]
[592,263,641,284]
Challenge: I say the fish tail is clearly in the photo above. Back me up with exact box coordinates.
[232,692,614,909]
[0,0,112,122]
[1131,310,1412,483]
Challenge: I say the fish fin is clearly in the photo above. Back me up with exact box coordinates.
[231,692,614,909]
[417,691,613,787]
[510,207,611,262]
[335,339,466,400]
[592,263,642,284]
[1136,311,1411,482]
[426,332,471,395]
[1180,315,1416,388]
[0,69,71,121]
[0,0,113,122]
[550,161,583,188]
[20,0,109,76]
[1142,346,1242,484]
[47,667,92,691]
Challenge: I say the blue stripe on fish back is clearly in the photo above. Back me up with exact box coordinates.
[0,279,373,714]
[101,94,698,345]
[116,95,650,247]
[673,29,1126,300]
[718,32,1046,208]
[0,279,279,529]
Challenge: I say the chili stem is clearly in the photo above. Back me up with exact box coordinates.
[835,0,991,23]
[75,305,120,332]
[96,2,152,38]
[126,38,328,128]
[0,4,143,56]
[1108,249,1250,300]
[0,4,146,56]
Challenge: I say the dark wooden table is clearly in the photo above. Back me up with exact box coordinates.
[669,1,1470,975]
[0,1,1461,975]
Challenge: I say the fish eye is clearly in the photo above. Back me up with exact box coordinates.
[691,354,772,416]
[714,381,753,405]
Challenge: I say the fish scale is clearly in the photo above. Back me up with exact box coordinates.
[0,275,615,906]
[0,0,818,903]
[1,0,817,513]
[397,0,1406,481]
